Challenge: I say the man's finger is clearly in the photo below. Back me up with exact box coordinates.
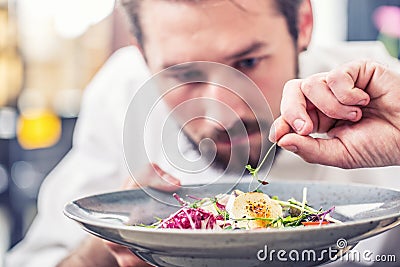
[131,163,181,192]
[299,74,363,123]
[104,241,151,267]
[277,133,351,168]
[280,79,314,135]
[269,116,292,143]
[326,61,371,106]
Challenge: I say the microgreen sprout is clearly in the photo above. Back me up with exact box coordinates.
[246,142,277,184]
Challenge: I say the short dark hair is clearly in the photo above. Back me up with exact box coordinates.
[120,0,303,48]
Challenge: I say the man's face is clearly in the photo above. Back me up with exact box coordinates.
[140,0,311,170]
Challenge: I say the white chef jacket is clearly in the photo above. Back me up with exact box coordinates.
[4,41,400,267]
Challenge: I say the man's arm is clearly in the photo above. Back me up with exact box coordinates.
[56,237,118,267]
[57,164,180,267]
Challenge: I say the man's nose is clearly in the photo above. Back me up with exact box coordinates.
[200,83,249,129]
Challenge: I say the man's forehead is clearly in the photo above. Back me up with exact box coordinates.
[141,0,278,21]
[142,0,274,9]
[140,0,279,43]
[140,0,284,70]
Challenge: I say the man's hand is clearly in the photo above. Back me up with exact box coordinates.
[105,163,180,267]
[125,163,181,192]
[58,163,180,267]
[270,60,400,169]
[57,236,151,267]
[103,240,151,267]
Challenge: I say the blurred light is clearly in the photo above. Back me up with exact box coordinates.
[53,0,89,39]
[11,161,41,197]
[52,88,82,118]
[0,164,8,194]
[19,0,55,18]
[0,107,17,139]
[17,89,47,114]
[87,0,116,25]
[54,0,115,39]
[17,0,115,61]
[17,0,59,62]
[373,6,400,38]
[11,161,35,190]
[17,109,61,150]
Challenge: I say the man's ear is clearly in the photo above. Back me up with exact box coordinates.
[297,0,313,52]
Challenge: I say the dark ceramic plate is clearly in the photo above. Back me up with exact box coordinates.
[64,181,400,267]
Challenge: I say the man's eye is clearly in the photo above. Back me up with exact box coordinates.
[235,58,260,70]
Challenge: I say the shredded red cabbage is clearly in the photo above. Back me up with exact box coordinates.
[157,193,226,229]
[173,193,189,206]
[158,207,220,229]
[307,206,335,223]
[216,201,226,211]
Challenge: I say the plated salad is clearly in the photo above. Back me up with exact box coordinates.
[138,187,341,230]
[139,144,341,230]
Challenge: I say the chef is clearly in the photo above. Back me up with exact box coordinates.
[5,0,400,266]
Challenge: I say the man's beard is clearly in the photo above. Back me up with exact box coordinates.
[182,118,273,174]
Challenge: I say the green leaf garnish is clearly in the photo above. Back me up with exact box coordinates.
[253,189,264,193]
[246,142,277,183]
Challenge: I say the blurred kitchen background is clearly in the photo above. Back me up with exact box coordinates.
[0,0,399,264]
